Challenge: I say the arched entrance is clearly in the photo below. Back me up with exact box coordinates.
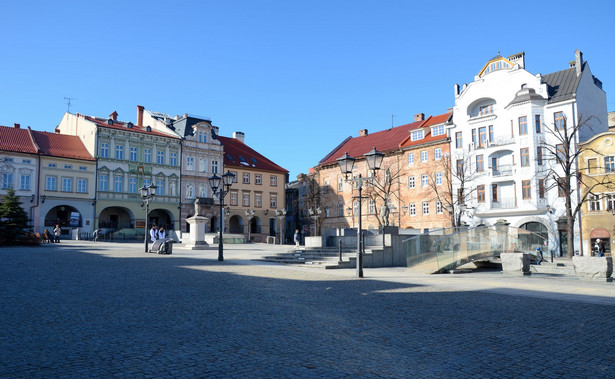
[210,216,218,232]
[250,216,262,234]
[150,208,173,230]
[99,206,133,230]
[229,215,244,234]
[519,221,549,251]
[45,205,81,232]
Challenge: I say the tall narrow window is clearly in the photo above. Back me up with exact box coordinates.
[408,176,415,188]
[478,127,487,147]
[408,153,415,165]
[100,143,109,158]
[144,149,151,163]
[491,184,498,202]
[476,155,484,172]
[605,156,615,172]
[115,145,124,160]
[556,144,565,163]
[589,194,601,211]
[422,201,429,215]
[130,147,138,161]
[129,177,137,193]
[99,175,108,191]
[522,180,531,199]
[538,178,545,199]
[537,147,543,166]
[519,116,528,135]
[472,129,477,146]
[535,115,542,133]
[457,159,464,176]
[554,111,565,131]
[211,160,219,174]
[62,178,73,192]
[114,176,123,193]
[477,185,485,203]
[157,151,165,165]
[455,132,463,149]
[557,177,566,197]
[488,125,494,142]
[520,148,530,167]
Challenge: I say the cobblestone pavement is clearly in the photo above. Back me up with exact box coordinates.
[2,242,615,378]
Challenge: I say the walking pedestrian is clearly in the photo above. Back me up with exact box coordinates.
[53,225,61,243]
[294,229,301,249]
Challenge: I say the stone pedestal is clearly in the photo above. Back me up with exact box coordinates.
[501,252,531,276]
[185,215,210,250]
[572,256,613,282]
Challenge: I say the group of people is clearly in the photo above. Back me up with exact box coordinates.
[43,225,62,243]
[150,225,166,242]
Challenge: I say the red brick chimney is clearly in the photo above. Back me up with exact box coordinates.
[13,123,20,129]
[110,111,118,121]
[414,113,425,122]
[359,129,368,137]
[136,105,144,127]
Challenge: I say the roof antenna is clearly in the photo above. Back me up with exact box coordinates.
[391,114,396,129]
[64,97,78,113]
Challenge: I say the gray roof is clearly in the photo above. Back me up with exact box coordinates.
[507,87,546,107]
[541,63,584,104]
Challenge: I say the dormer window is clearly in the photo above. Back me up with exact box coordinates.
[479,104,494,116]
[107,119,113,125]
[411,130,424,141]
[431,125,445,136]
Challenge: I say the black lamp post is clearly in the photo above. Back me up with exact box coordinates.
[140,183,157,253]
[209,170,235,261]
[337,147,384,278]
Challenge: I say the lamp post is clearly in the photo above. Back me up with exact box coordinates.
[245,209,255,242]
[337,147,384,278]
[275,209,287,244]
[140,183,157,253]
[208,170,235,261]
[308,207,322,236]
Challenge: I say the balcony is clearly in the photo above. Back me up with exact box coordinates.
[489,136,515,147]
[491,164,514,177]
[491,197,516,209]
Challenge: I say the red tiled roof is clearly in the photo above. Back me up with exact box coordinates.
[422,112,452,127]
[317,119,427,167]
[31,130,94,161]
[0,125,38,154]
[399,112,451,148]
[217,136,288,174]
[83,116,178,139]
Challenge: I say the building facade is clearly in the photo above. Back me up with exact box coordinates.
[450,50,608,256]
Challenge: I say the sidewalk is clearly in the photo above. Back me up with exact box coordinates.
[59,240,615,306]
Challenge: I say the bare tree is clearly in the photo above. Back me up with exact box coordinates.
[363,159,404,228]
[537,114,615,258]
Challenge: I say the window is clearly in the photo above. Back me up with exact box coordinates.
[422,201,429,215]
[2,173,13,189]
[255,174,262,185]
[535,115,542,133]
[476,155,484,172]
[45,176,56,191]
[606,194,615,212]
[20,174,31,190]
[115,145,124,160]
[100,143,109,158]
[409,203,416,216]
[491,184,498,202]
[408,153,414,165]
[22,159,31,164]
[520,148,530,167]
[186,157,195,171]
[455,132,463,149]
[557,177,566,197]
[255,193,262,208]
[270,175,277,186]
[170,152,177,166]
[48,163,56,168]
[421,174,428,187]
[270,193,277,208]
[99,175,108,191]
[587,158,597,174]
[538,178,545,199]
[408,176,415,188]
[338,202,344,217]
[369,199,375,214]
[64,164,72,169]
[554,111,565,131]
[518,116,528,135]
[242,192,250,207]
[79,166,87,171]
[77,179,87,193]
[436,172,443,186]
[491,157,498,171]
[114,176,123,193]
[243,173,250,184]
[605,156,615,173]
[411,129,424,141]
[186,184,194,199]
[338,177,343,191]
[199,184,207,198]
[198,132,207,143]
[522,180,531,199]
[457,160,464,176]
[198,158,206,173]
[229,191,238,206]
[353,201,359,215]
[325,207,330,218]
[211,160,219,174]
[472,129,477,146]
[436,201,443,214]
[144,149,151,163]
[537,147,543,166]
[479,104,493,116]
[478,126,487,147]
[420,151,428,163]
[432,125,445,136]
[157,180,164,196]
[143,179,151,188]
[589,194,601,211]
[61,177,72,192]
[434,148,442,160]
[129,177,137,193]
[157,151,165,165]
[130,147,138,161]
[488,125,494,142]
[477,185,485,203]
[556,144,565,163]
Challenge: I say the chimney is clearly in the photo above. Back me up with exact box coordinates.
[575,49,583,77]
[110,111,118,121]
[359,129,368,137]
[136,105,144,127]
[13,123,20,129]
[414,113,425,122]
[233,131,245,143]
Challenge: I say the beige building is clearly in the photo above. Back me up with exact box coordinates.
[578,131,615,256]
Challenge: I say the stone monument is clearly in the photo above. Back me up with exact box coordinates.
[185,198,210,250]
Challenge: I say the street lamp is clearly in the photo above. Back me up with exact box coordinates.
[140,183,157,253]
[275,209,287,244]
[208,170,235,261]
[308,207,322,235]
[337,147,384,278]
[244,209,255,242]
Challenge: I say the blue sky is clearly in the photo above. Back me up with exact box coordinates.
[1,0,614,179]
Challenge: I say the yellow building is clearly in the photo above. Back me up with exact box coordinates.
[578,131,615,256]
